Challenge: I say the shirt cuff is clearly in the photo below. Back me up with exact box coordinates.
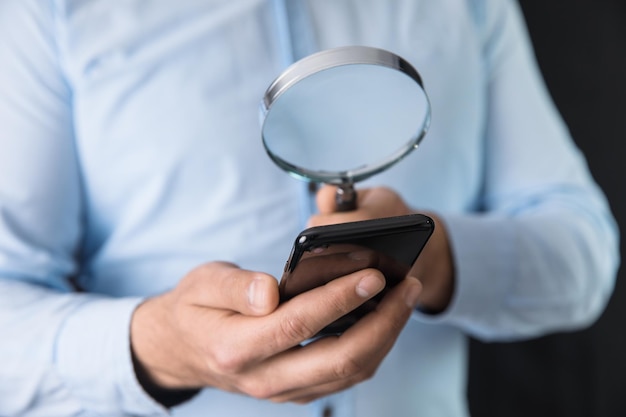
[54,296,170,416]
[411,213,516,340]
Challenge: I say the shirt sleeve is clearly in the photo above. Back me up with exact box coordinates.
[414,0,620,340]
[0,2,167,415]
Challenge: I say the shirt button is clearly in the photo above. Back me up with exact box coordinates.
[322,405,333,417]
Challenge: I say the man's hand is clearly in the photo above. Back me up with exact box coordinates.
[130,261,422,403]
[308,185,455,313]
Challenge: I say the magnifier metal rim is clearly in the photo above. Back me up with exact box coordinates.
[261,45,425,115]
[260,45,431,184]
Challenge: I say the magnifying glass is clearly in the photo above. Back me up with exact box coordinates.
[260,46,431,211]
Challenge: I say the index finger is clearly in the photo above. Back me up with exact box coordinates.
[237,276,422,403]
[233,268,386,359]
[315,184,340,215]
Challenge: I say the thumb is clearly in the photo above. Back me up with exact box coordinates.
[315,184,339,214]
[181,262,280,316]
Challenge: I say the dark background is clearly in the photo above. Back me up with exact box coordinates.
[468,1,626,416]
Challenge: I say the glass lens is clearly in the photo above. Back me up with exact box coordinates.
[261,48,430,185]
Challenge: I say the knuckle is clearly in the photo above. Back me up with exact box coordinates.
[332,354,365,380]
[359,365,377,382]
[316,285,357,317]
[210,346,247,374]
[332,353,377,383]
[325,292,354,315]
[239,379,275,400]
[279,312,316,342]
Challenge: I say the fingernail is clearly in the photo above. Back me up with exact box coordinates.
[404,278,422,308]
[356,273,385,298]
[247,277,263,310]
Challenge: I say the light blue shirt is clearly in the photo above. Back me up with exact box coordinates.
[0,0,619,416]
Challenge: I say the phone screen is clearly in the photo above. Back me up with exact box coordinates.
[279,214,434,335]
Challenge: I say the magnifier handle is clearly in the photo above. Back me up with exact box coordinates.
[335,184,357,212]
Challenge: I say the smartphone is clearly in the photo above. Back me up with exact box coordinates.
[280,213,434,336]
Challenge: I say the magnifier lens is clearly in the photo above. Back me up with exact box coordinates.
[260,46,430,209]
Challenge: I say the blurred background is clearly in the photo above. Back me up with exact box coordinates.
[468,1,626,416]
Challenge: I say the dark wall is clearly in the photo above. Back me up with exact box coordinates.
[468,2,626,416]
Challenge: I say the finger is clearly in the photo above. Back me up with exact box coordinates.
[228,268,386,363]
[315,184,340,214]
[181,262,279,316]
[308,186,372,227]
[342,275,421,357]
[281,249,379,300]
[251,277,422,402]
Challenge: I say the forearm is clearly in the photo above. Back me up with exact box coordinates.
[417,200,619,341]
[0,279,165,416]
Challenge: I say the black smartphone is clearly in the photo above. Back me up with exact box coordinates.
[279,213,434,336]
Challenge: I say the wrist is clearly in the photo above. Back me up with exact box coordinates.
[130,345,200,408]
[409,212,455,313]
[130,296,201,393]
